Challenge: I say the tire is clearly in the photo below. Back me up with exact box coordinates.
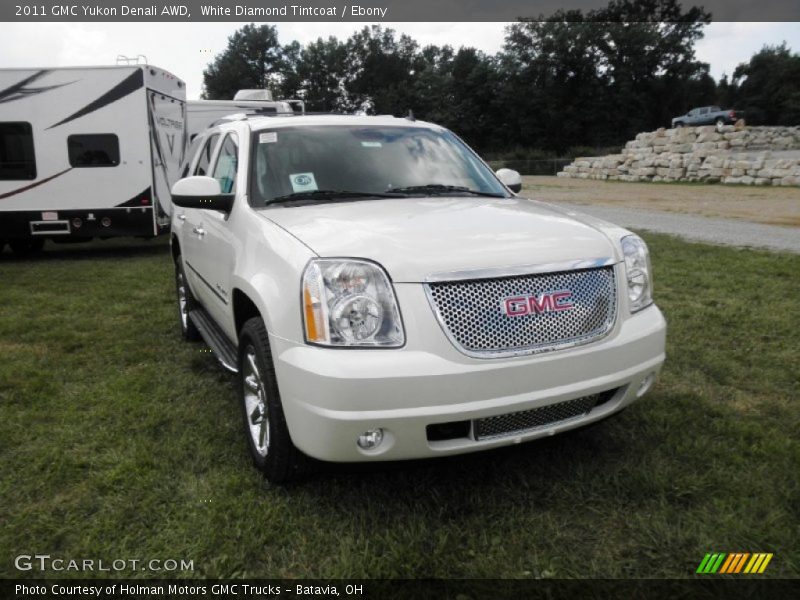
[174,259,201,342]
[238,317,307,483]
[674,121,684,128]
[9,238,44,255]
[0,239,6,254]
[715,117,725,129]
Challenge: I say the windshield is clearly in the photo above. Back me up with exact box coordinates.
[249,125,508,206]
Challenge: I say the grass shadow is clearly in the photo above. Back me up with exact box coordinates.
[0,237,170,263]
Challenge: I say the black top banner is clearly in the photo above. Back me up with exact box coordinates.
[2,0,799,22]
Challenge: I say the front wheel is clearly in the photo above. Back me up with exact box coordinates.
[715,117,725,129]
[238,317,306,483]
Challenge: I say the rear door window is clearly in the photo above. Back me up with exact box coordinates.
[193,134,220,176]
[181,135,204,178]
[211,133,238,194]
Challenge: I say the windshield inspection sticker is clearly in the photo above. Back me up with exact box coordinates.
[259,132,277,144]
[290,172,318,193]
[361,141,382,147]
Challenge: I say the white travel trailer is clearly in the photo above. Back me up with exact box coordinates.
[0,65,187,253]
[187,90,302,141]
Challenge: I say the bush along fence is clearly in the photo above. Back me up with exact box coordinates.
[488,158,575,176]
[557,125,800,186]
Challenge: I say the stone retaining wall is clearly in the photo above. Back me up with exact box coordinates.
[557,125,800,186]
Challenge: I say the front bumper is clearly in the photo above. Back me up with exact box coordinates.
[271,282,666,463]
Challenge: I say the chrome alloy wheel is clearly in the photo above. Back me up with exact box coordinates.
[177,270,189,330]
[242,345,270,457]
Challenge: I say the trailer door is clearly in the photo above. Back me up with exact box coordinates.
[147,90,186,225]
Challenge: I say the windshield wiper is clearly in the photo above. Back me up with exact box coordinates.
[386,184,505,198]
[267,189,404,205]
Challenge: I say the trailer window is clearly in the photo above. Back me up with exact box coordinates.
[194,134,219,177]
[68,134,120,167]
[212,133,238,193]
[0,122,36,180]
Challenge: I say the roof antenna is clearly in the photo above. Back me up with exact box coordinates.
[406,109,415,122]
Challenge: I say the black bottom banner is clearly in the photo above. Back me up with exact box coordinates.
[3,579,800,600]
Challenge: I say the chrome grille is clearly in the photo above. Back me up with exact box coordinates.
[475,391,610,440]
[426,266,617,357]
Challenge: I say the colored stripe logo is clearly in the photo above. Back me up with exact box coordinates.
[696,552,773,574]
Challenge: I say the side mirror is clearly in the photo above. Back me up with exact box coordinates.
[171,176,234,212]
[496,168,522,194]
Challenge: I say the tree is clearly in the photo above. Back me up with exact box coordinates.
[202,24,297,100]
[499,15,612,151]
[201,3,763,156]
[444,48,499,150]
[496,0,711,151]
[291,36,349,112]
[729,43,800,125]
[589,0,712,134]
[342,26,423,114]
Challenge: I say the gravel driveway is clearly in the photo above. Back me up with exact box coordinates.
[522,176,800,227]
[556,202,800,254]
[521,176,799,254]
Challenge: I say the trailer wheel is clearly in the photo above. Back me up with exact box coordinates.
[9,238,44,255]
[175,260,201,342]
[238,317,308,483]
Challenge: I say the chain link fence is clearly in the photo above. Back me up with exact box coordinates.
[487,158,574,176]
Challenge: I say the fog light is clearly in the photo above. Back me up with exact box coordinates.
[637,373,656,397]
[356,428,384,450]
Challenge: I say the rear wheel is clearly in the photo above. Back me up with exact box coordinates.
[0,239,6,254]
[9,238,44,255]
[715,117,725,129]
[175,259,201,341]
[674,121,684,128]
[238,317,306,483]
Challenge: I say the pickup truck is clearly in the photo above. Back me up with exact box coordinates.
[170,114,667,482]
[672,106,738,128]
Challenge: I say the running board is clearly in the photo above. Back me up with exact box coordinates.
[188,308,239,373]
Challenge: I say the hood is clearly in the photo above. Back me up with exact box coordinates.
[260,196,619,283]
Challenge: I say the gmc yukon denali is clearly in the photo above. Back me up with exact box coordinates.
[170,114,667,482]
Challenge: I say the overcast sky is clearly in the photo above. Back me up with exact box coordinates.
[1,22,797,99]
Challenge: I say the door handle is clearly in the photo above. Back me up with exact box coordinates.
[192,227,205,237]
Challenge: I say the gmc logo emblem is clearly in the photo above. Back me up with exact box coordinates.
[502,290,575,317]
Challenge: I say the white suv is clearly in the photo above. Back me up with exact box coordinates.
[170,114,666,482]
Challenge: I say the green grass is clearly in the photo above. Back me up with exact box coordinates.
[0,235,798,579]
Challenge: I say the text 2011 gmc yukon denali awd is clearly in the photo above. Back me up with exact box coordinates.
[170,114,666,482]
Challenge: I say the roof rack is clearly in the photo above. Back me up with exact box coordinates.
[205,110,415,130]
[208,111,355,127]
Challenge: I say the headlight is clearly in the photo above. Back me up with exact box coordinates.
[302,259,405,347]
[621,235,653,312]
